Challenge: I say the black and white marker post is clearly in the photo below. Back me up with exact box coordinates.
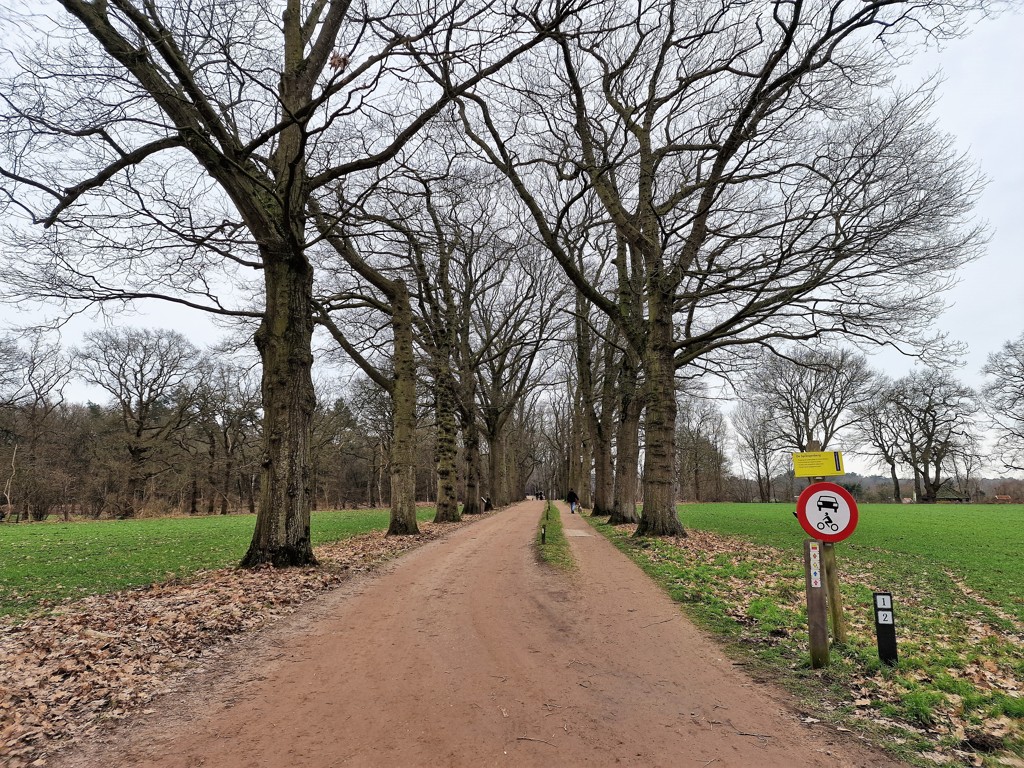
[873,592,898,666]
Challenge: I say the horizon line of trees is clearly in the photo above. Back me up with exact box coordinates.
[3,325,1022,523]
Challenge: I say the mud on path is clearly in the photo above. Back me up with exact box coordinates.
[57,502,902,767]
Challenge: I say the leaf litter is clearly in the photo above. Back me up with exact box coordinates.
[0,518,484,767]
[602,523,1024,768]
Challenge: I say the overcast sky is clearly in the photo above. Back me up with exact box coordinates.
[877,11,1024,387]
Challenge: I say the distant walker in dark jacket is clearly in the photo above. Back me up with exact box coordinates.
[566,489,579,514]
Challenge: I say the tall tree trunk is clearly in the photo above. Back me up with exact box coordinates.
[578,429,593,510]
[488,428,508,508]
[221,455,233,515]
[207,439,218,515]
[240,10,318,566]
[590,341,618,515]
[635,305,685,537]
[433,374,461,523]
[592,432,614,516]
[609,360,641,525]
[462,419,483,515]
[387,289,420,535]
[889,461,901,503]
[241,254,317,567]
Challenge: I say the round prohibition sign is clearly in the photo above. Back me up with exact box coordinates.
[796,482,859,543]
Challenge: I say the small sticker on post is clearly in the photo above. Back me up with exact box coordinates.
[809,542,822,587]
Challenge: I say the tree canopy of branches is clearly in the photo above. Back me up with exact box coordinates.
[983,333,1024,472]
[456,0,985,535]
[0,0,581,563]
[744,348,876,452]
[0,0,998,550]
[76,327,203,517]
[857,370,979,503]
[731,400,784,503]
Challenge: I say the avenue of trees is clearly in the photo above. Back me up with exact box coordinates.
[0,0,1013,565]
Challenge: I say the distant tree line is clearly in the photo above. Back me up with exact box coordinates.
[2,323,1023,522]
[0,325,553,522]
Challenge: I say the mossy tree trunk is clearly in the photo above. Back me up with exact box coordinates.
[387,288,420,535]
[635,296,685,537]
[433,373,461,523]
[241,251,317,566]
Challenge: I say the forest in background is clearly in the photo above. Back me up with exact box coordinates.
[3,324,1022,523]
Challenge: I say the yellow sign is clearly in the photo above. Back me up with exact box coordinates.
[792,451,845,478]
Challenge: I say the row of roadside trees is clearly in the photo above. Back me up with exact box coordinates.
[0,0,1008,565]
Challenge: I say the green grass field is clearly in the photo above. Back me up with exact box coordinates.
[676,503,1024,622]
[589,502,1024,766]
[0,509,434,617]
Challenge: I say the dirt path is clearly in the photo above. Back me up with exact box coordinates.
[57,502,901,767]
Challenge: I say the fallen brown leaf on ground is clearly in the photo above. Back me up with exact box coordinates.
[0,518,484,767]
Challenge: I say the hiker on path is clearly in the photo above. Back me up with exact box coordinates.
[566,488,579,514]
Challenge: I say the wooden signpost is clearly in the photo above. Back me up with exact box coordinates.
[793,447,858,668]
[804,540,830,668]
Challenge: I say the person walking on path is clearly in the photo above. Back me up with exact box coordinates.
[566,488,579,514]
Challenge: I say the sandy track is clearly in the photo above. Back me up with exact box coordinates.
[57,502,901,767]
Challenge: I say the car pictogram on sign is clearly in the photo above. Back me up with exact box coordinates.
[816,495,839,512]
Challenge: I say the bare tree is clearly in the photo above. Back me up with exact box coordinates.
[745,347,876,452]
[731,401,784,503]
[0,333,74,521]
[474,246,561,507]
[1,0,579,561]
[982,333,1024,472]
[76,327,203,517]
[948,432,985,500]
[190,362,262,515]
[675,384,728,501]
[575,312,620,515]
[851,385,907,503]
[0,336,27,408]
[882,370,979,503]
[456,0,985,536]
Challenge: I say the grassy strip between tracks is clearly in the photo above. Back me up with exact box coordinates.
[536,501,573,571]
[0,508,436,618]
[586,505,1023,768]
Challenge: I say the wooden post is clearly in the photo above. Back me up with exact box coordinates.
[804,539,829,668]
[822,542,847,644]
[805,438,848,648]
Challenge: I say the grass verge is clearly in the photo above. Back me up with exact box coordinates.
[587,509,1023,768]
[0,508,436,618]
[536,502,573,571]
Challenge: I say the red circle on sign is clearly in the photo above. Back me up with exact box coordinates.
[796,482,859,543]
